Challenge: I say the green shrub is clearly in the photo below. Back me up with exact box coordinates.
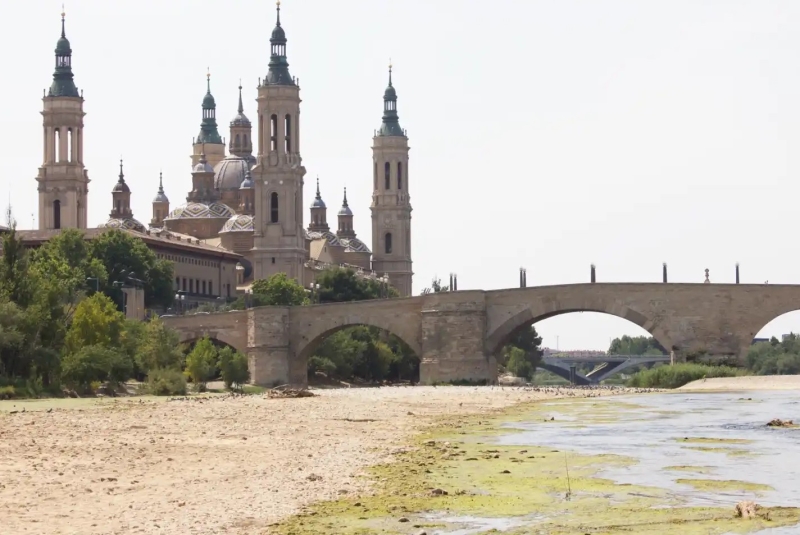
[218,346,250,391]
[626,363,745,389]
[0,385,15,399]
[506,346,533,380]
[146,368,187,396]
[61,345,133,393]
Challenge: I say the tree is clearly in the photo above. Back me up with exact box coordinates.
[134,317,184,375]
[250,273,309,306]
[608,335,666,356]
[316,267,398,303]
[218,346,250,391]
[498,325,543,378]
[61,345,133,393]
[185,337,217,392]
[89,230,174,309]
[65,293,126,354]
[421,276,450,294]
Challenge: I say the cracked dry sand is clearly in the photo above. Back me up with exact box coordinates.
[0,386,630,534]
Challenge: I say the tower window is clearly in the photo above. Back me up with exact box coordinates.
[384,162,390,190]
[270,192,279,223]
[259,115,264,153]
[53,200,61,230]
[115,200,121,214]
[235,134,241,147]
[67,128,73,163]
[397,162,403,190]
[285,114,292,152]
[373,162,378,191]
[270,114,278,151]
[54,128,60,162]
[243,134,248,147]
[385,232,393,254]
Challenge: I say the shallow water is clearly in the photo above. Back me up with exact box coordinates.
[483,390,799,534]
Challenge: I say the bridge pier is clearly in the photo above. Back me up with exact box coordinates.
[420,291,496,385]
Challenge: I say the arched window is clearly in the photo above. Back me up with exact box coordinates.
[54,128,60,162]
[384,162,390,190]
[243,134,248,147]
[397,162,403,190]
[373,162,378,191]
[285,114,292,152]
[270,192,279,223]
[235,134,241,147]
[385,232,392,254]
[258,115,264,153]
[115,200,121,214]
[53,200,61,229]
[270,114,278,151]
[67,128,73,162]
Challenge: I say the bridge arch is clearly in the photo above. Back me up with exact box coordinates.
[176,330,247,355]
[486,299,672,358]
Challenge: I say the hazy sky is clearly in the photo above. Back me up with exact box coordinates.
[4,0,800,350]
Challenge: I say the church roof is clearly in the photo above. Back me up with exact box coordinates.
[220,214,254,233]
[165,201,235,221]
[100,217,145,233]
[214,154,254,191]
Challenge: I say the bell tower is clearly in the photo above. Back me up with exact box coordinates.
[370,64,413,296]
[251,0,308,283]
[36,11,90,230]
[192,71,226,169]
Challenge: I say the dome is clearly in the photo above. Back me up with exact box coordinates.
[311,196,326,209]
[220,214,254,233]
[338,204,353,216]
[112,180,130,193]
[307,230,343,247]
[165,201,235,221]
[202,91,216,109]
[101,217,146,233]
[339,237,371,253]
[193,159,214,174]
[55,35,71,56]
[384,85,397,101]
[271,24,286,43]
[153,190,169,203]
[231,111,251,127]
[214,155,254,191]
[240,170,254,190]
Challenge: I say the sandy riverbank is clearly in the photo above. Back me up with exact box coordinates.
[0,386,639,535]
[680,375,800,392]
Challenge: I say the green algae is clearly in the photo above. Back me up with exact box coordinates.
[665,465,717,474]
[676,479,773,493]
[273,400,800,535]
[682,445,760,458]
[675,437,755,445]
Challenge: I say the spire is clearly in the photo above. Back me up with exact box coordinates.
[311,176,326,208]
[378,61,404,137]
[112,158,130,193]
[49,9,79,98]
[265,0,295,86]
[230,81,251,127]
[338,187,353,216]
[198,70,223,144]
[153,171,169,203]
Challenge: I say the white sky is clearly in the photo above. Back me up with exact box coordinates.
[3,0,800,350]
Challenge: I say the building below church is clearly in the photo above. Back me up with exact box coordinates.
[25,4,414,305]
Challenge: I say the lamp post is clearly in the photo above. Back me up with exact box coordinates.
[175,290,187,314]
[308,282,320,304]
[86,277,99,293]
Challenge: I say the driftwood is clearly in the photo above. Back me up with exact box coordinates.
[267,385,316,398]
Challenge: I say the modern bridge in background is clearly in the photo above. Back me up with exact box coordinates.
[539,354,671,385]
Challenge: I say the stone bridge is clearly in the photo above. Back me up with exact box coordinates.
[163,283,800,386]
[539,355,671,385]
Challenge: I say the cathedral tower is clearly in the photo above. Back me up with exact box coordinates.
[308,178,329,232]
[110,159,132,219]
[36,11,90,230]
[370,64,413,296]
[337,188,356,239]
[192,72,225,169]
[229,83,254,162]
[151,172,169,228]
[250,1,308,283]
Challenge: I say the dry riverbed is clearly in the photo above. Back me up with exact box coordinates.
[0,385,632,535]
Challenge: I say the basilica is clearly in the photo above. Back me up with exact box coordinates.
[28,3,414,301]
